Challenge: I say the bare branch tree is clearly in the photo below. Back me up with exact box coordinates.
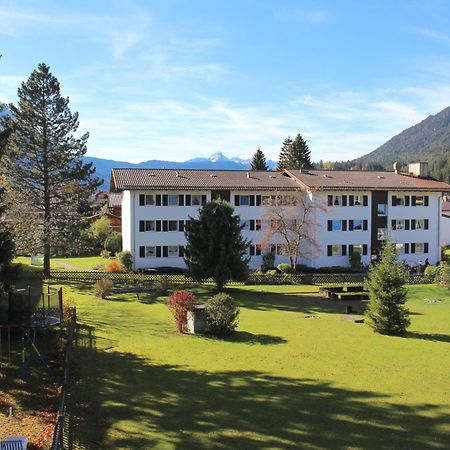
[260,189,324,271]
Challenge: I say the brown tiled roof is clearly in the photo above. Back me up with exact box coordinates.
[110,168,299,191]
[285,169,450,192]
[442,200,450,212]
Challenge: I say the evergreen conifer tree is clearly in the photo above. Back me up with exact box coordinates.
[184,199,250,290]
[277,133,313,170]
[2,63,100,277]
[365,241,410,335]
[251,146,269,171]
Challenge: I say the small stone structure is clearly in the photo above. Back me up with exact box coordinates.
[186,304,207,334]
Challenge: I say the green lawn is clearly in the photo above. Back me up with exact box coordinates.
[59,282,450,449]
[13,255,109,271]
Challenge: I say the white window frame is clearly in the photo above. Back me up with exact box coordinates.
[415,243,425,253]
[168,195,179,206]
[168,245,178,257]
[415,219,425,230]
[191,194,201,206]
[415,196,424,206]
[145,220,155,231]
[352,244,363,254]
[353,220,363,231]
[396,243,405,254]
[377,204,387,216]
[240,195,250,206]
[168,220,178,231]
[144,194,155,206]
[332,220,342,231]
[145,246,156,258]
[331,245,342,256]
[354,195,362,206]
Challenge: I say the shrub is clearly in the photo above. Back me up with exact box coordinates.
[100,249,111,259]
[277,263,291,273]
[266,269,278,276]
[261,251,276,272]
[424,264,440,282]
[154,276,170,296]
[117,250,133,272]
[349,251,362,271]
[104,232,122,255]
[94,279,114,299]
[105,260,122,272]
[439,263,450,288]
[205,293,239,336]
[166,290,196,332]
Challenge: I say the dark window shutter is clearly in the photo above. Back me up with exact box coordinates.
[250,245,255,256]
[363,195,368,206]
[349,244,354,255]
[411,243,416,254]
[392,195,397,206]
[156,221,161,232]
[342,196,347,206]
[162,195,168,206]
[349,195,354,206]
[139,246,145,258]
[185,194,191,206]
[391,219,396,230]
[328,195,333,206]
[178,195,184,206]
[349,220,354,231]
[363,244,368,255]
[342,220,347,231]
[405,243,409,254]
[156,195,161,206]
[405,220,410,230]
[139,194,145,206]
[424,196,429,206]
[327,245,332,256]
[412,196,416,206]
[156,246,161,258]
[327,220,332,231]
[179,246,184,257]
[235,195,240,206]
[179,221,184,232]
[139,221,145,232]
[424,243,429,253]
[405,196,410,207]
[342,245,347,256]
[271,244,276,253]
[250,195,255,206]
[256,195,262,206]
[424,219,429,230]
[363,220,368,231]
[163,246,168,258]
[163,221,168,232]
[250,220,255,231]
[202,195,207,205]
[411,219,416,230]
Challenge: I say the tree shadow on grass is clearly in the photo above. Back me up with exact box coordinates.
[405,331,450,343]
[68,324,450,450]
[202,331,287,345]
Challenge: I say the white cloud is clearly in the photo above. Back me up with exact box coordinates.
[414,28,450,45]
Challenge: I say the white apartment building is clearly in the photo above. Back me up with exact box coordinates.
[110,163,450,271]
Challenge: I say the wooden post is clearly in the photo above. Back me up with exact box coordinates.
[59,288,63,323]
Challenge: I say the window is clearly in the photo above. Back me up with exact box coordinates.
[139,194,155,206]
[377,204,387,215]
[394,196,405,206]
[168,246,178,257]
[255,244,262,255]
[377,228,387,240]
[354,195,362,206]
[145,246,156,258]
[168,195,178,206]
[145,220,155,231]
[168,220,178,231]
[396,243,405,254]
[353,220,363,231]
[261,195,270,205]
[352,244,363,254]
[392,219,405,231]
[255,219,261,231]
[415,196,424,206]
[331,245,341,256]
[275,244,284,255]
[240,195,250,206]
[240,220,250,230]
[332,220,342,231]
[191,195,201,206]
[415,219,425,230]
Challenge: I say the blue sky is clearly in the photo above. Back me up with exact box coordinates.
[1,0,449,163]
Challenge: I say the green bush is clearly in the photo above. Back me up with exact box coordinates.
[100,249,111,259]
[205,293,239,336]
[154,276,170,296]
[261,251,276,271]
[266,269,278,276]
[104,232,122,255]
[424,264,440,282]
[117,250,133,272]
[349,251,362,271]
[277,263,291,273]
[439,263,450,288]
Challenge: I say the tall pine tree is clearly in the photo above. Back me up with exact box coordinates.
[184,199,250,291]
[251,146,269,171]
[277,133,313,170]
[2,63,100,277]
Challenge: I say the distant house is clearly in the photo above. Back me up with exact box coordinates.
[110,162,450,271]
[86,191,122,232]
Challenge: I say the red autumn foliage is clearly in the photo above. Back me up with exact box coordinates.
[166,290,196,332]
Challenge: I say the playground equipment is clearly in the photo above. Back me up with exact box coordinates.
[0,285,64,376]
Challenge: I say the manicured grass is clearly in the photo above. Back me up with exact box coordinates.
[60,282,450,449]
[13,255,110,271]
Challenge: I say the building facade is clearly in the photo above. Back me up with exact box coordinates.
[110,164,450,271]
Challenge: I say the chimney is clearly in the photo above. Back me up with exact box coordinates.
[408,162,429,178]
[176,171,180,177]
[393,161,398,175]
[246,172,251,179]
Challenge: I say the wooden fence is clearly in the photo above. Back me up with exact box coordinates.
[51,308,77,450]
[44,269,432,286]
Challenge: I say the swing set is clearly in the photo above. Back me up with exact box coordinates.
[0,285,64,377]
